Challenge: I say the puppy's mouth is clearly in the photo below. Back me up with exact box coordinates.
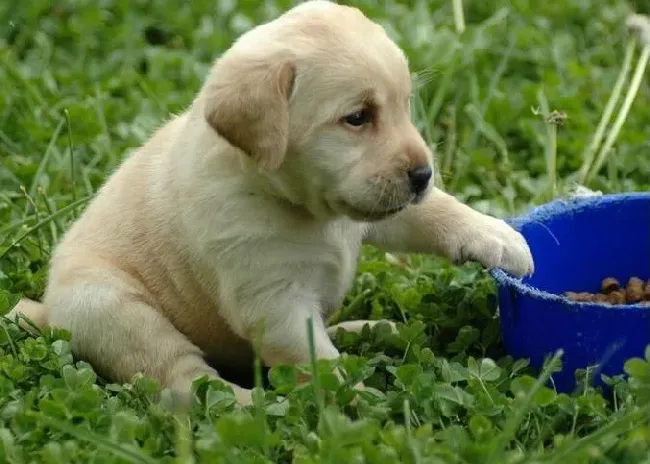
[411,190,428,205]
[349,204,407,221]
[338,195,418,222]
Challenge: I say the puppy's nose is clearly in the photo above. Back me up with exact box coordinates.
[407,165,432,195]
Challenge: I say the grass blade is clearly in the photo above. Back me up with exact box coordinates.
[26,117,65,208]
[544,405,650,463]
[586,44,650,183]
[486,350,564,463]
[577,39,637,184]
[0,195,93,259]
[452,0,465,34]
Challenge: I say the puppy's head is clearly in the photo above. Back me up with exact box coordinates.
[201,0,433,221]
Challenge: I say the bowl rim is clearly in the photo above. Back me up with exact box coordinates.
[490,191,650,312]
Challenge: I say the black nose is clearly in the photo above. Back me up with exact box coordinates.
[408,165,432,195]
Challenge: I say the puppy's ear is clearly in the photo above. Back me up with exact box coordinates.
[202,52,295,171]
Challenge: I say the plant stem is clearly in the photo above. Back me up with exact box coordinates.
[64,109,78,218]
[578,39,637,184]
[586,43,650,183]
[547,120,557,199]
[442,103,457,178]
[452,0,465,34]
[0,195,94,259]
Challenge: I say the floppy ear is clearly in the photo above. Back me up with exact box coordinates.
[202,52,295,171]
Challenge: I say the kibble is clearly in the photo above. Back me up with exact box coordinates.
[626,277,644,303]
[564,276,650,306]
[607,290,627,305]
[594,293,608,303]
[601,277,620,294]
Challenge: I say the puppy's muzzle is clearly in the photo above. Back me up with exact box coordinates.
[407,165,432,197]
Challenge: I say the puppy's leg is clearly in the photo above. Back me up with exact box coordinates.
[257,310,369,394]
[6,298,49,330]
[44,265,252,407]
[240,297,391,397]
[165,351,253,407]
[254,308,340,367]
[364,188,534,277]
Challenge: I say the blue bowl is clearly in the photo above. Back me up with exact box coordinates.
[491,192,650,393]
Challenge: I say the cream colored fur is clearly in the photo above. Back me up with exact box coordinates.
[9,1,533,406]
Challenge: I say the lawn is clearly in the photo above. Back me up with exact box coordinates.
[1,0,650,462]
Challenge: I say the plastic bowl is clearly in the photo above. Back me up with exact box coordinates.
[491,192,650,393]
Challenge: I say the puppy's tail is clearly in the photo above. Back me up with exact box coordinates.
[5,298,49,331]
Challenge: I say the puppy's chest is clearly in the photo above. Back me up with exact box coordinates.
[302,223,364,314]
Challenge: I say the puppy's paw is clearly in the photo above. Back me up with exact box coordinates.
[347,381,367,407]
[457,214,534,277]
[233,386,255,407]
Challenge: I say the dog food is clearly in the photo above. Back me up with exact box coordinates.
[565,277,650,305]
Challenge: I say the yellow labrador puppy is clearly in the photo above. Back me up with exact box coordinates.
[10,1,533,405]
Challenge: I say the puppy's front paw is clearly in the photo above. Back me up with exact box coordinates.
[234,388,254,407]
[458,214,534,277]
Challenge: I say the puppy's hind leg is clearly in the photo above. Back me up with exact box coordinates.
[44,267,252,408]
[165,350,254,407]
[246,301,390,399]
[5,298,49,331]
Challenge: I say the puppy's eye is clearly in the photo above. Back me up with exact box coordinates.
[343,109,373,127]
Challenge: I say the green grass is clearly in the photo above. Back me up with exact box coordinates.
[1,0,650,462]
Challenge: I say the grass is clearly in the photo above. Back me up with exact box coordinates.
[1,0,650,462]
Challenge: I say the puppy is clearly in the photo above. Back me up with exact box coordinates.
[10,1,533,406]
